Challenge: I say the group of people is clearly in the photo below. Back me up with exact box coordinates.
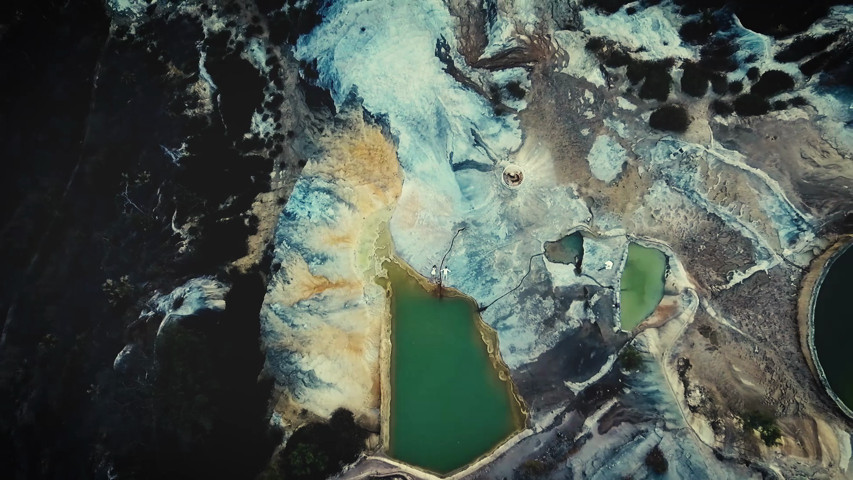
[430,264,450,284]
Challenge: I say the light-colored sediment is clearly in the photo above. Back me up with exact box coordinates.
[263,110,402,433]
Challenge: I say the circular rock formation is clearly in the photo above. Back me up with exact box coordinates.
[502,164,524,187]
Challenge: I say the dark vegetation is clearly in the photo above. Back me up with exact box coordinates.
[0,1,313,478]
[256,0,325,45]
[728,80,743,94]
[680,61,709,97]
[276,410,369,480]
[711,99,734,116]
[710,74,728,95]
[586,38,673,101]
[627,59,673,101]
[750,70,795,97]
[645,445,669,474]
[699,39,739,73]
[746,67,760,82]
[742,410,782,446]
[506,80,527,99]
[127,273,281,479]
[679,12,719,45]
[672,0,847,38]
[799,41,853,83]
[649,104,690,132]
[582,0,633,14]
[618,344,645,371]
[733,94,770,116]
[775,32,841,63]
[204,49,267,138]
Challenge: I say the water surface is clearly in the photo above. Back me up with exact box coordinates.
[813,244,853,411]
[387,261,522,474]
[544,232,584,266]
[620,243,666,330]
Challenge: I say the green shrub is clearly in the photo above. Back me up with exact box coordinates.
[649,104,690,133]
[506,81,527,99]
[751,70,794,97]
[728,80,743,94]
[586,37,606,52]
[742,410,782,447]
[680,62,709,97]
[679,17,717,45]
[733,94,769,116]
[775,32,840,63]
[746,66,760,81]
[711,100,733,116]
[618,344,645,371]
[640,68,672,101]
[645,445,668,474]
[278,409,369,480]
[710,74,728,94]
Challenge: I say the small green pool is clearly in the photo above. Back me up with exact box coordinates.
[544,232,584,266]
[387,261,522,474]
[619,243,667,330]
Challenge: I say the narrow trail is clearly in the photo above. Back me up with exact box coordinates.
[479,253,544,312]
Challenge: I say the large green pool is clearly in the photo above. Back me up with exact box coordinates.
[387,261,522,474]
[619,243,667,330]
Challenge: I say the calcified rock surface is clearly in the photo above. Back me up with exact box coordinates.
[258,0,853,478]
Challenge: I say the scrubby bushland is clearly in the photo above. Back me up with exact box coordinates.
[710,74,728,94]
[746,66,760,81]
[585,36,606,52]
[733,94,770,116]
[645,445,669,474]
[277,409,370,480]
[672,0,846,38]
[640,68,672,101]
[680,62,709,97]
[799,42,853,79]
[728,80,743,94]
[699,40,739,72]
[750,70,794,97]
[711,99,734,116]
[679,11,718,45]
[605,49,632,68]
[649,104,690,133]
[775,31,841,63]
[626,59,673,101]
[789,96,809,107]
[582,0,633,14]
[618,344,644,371]
[742,410,782,447]
[506,81,526,99]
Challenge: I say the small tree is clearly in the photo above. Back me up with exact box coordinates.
[742,410,782,447]
[649,105,690,133]
[645,445,668,474]
[733,94,770,116]
[618,344,644,372]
